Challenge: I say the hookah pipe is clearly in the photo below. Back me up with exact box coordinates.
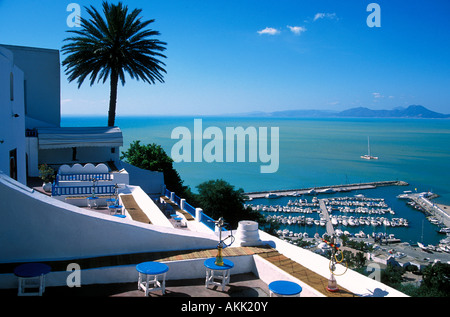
[91,178,98,197]
[214,217,235,266]
[322,236,345,265]
[322,235,348,292]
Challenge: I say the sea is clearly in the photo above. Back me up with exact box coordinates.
[62,115,450,246]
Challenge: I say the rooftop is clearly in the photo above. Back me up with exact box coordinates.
[0,245,356,298]
[0,173,408,299]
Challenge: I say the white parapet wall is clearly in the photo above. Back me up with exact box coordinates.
[122,185,173,228]
[258,230,408,297]
[118,161,163,196]
[0,172,219,266]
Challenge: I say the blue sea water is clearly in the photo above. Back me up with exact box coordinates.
[62,115,450,245]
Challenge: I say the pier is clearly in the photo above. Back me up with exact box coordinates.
[319,199,335,236]
[244,180,408,199]
[399,192,450,228]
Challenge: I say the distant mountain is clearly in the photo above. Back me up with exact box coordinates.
[264,109,337,118]
[336,105,450,118]
[235,105,449,119]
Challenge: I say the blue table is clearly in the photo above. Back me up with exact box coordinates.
[136,262,169,296]
[268,280,302,297]
[173,216,182,227]
[204,258,234,291]
[106,198,116,207]
[87,196,99,209]
[108,204,123,215]
[14,263,51,296]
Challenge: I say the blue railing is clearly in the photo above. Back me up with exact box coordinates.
[56,173,112,184]
[52,184,115,196]
[173,194,181,206]
[200,213,216,231]
[164,187,216,231]
[183,201,196,217]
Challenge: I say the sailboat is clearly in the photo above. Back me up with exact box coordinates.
[361,136,378,160]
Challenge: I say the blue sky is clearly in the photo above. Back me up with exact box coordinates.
[1,0,450,116]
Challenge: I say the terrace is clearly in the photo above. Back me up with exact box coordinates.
[0,244,355,298]
[2,171,407,298]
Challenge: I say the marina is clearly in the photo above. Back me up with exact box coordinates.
[245,182,450,251]
[246,195,410,240]
[245,189,450,270]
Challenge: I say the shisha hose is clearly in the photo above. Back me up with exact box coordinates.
[329,256,348,276]
[214,218,235,266]
[334,248,345,264]
[323,237,348,276]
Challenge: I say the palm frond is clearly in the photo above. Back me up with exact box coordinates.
[62,1,167,87]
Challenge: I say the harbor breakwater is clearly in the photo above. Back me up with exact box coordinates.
[244,180,409,199]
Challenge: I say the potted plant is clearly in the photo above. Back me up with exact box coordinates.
[39,164,55,192]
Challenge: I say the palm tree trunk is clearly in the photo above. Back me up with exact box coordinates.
[108,70,119,127]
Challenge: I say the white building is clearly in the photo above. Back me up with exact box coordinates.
[0,44,125,180]
[0,46,26,184]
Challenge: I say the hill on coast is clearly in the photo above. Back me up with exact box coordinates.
[235,105,450,119]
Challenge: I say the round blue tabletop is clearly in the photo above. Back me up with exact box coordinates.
[136,262,169,275]
[87,196,99,200]
[113,214,126,218]
[108,204,123,209]
[14,263,51,278]
[269,280,302,296]
[204,257,234,270]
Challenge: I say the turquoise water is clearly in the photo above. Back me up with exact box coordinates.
[62,116,450,245]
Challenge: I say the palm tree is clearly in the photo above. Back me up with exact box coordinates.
[62,1,167,126]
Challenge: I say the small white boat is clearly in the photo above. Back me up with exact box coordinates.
[417,242,432,252]
[265,193,280,199]
[361,136,379,160]
[331,216,338,226]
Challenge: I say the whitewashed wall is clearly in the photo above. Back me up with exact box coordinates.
[0,173,218,263]
[0,47,26,185]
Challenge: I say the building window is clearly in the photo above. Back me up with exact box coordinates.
[9,149,17,180]
[10,72,14,101]
[72,147,78,161]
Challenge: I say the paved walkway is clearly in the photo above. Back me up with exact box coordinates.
[120,194,152,224]
[160,196,195,221]
[319,199,335,237]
